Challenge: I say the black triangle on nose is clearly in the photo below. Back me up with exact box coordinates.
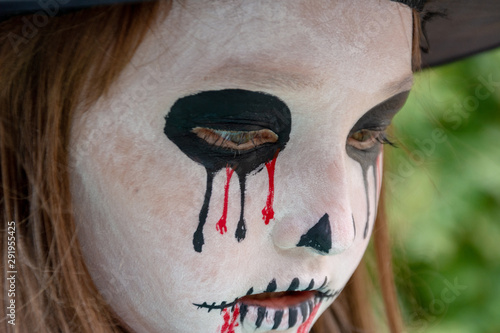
[296,213,332,254]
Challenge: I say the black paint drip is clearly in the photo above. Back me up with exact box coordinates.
[164,89,291,252]
[346,144,379,239]
[346,91,409,239]
[296,213,332,254]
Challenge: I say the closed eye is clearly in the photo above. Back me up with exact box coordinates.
[192,127,278,151]
[347,129,394,151]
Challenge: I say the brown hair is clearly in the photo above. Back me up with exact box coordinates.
[0,3,420,332]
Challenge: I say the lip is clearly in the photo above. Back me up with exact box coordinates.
[194,277,339,331]
[237,290,326,331]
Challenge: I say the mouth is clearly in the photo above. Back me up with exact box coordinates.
[194,277,339,331]
[237,290,330,331]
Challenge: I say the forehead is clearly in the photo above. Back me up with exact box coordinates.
[133,0,413,97]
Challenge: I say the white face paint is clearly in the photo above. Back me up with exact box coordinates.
[69,1,413,332]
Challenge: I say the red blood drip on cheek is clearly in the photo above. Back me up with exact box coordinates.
[216,166,235,234]
[262,152,279,225]
[220,305,240,333]
[297,303,321,333]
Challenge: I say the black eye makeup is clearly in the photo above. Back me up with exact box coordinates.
[347,91,409,153]
[346,90,410,239]
[164,89,292,252]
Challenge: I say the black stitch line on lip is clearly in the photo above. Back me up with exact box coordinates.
[307,300,314,317]
[272,310,283,330]
[352,214,356,239]
[255,307,266,329]
[265,279,277,293]
[300,302,309,323]
[287,277,300,291]
[288,307,298,327]
[193,276,333,312]
[304,278,314,291]
[193,298,238,312]
[240,304,248,324]
[319,276,328,290]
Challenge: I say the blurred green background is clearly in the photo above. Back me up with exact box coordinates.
[385,48,500,333]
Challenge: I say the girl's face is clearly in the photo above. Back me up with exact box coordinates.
[69,1,413,332]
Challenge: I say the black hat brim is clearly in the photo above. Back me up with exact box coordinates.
[420,0,500,67]
[1,0,500,67]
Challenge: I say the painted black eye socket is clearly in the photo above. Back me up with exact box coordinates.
[164,89,292,252]
[346,91,409,154]
[164,89,291,174]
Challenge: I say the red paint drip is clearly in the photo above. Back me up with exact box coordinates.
[216,166,235,235]
[297,303,321,333]
[262,152,279,225]
[220,305,240,333]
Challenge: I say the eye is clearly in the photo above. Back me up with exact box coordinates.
[192,127,278,151]
[347,129,393,151]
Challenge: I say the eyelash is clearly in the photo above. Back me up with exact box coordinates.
[347,128,396,151]
[193,126,395,152]
[192,127,278,151]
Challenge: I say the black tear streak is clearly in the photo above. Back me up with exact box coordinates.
[235,174,247,242]
[193,170,214,252]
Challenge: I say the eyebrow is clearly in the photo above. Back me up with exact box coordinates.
[204,62,321,91]
[206,61,414,96]
[380,75,414,97]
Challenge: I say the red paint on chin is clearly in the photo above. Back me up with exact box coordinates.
[297,303,321,333]
[262,151,279,225]
[220,305,240,333]
[216,166,235,234]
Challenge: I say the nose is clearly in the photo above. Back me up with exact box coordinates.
[270,148,356,256]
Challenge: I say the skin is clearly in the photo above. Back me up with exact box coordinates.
[69,1,413,332]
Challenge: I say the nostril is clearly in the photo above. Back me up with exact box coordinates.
[296,213,332,255]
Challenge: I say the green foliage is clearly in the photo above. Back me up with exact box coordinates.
[386,48,500,332]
